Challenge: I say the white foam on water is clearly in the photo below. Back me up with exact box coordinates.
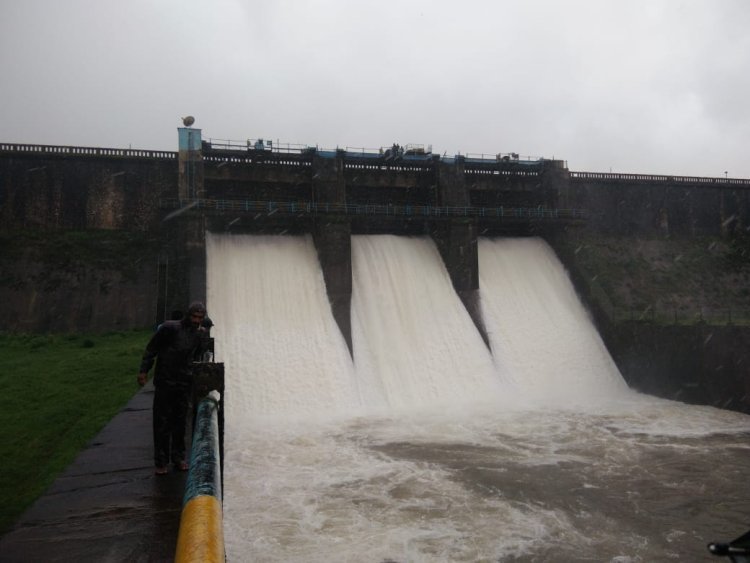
[220,403,750,563]
[478,237,631,405]
[221,415,592,563]
[351,235,504,410]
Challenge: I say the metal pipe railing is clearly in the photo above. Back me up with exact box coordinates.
[175,390,223,563]
[160,198,588,221]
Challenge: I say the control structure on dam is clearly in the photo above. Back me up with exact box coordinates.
[182,137,578,231]
[168,128,580,351]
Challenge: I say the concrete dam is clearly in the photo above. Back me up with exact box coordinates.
[2,132,750,412]
[2,131,750,560]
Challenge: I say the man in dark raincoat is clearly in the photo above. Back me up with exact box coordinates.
[137,301,208,475]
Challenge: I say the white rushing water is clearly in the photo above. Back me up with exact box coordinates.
[206,233,359,420]
[351,235,503,410]
[206,233,750,562]
[478,237,630,404]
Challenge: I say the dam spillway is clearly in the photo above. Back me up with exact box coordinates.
[205,233,357,418]
[478,237,628,402]
[350,235,501,410]
[206,234,750,562]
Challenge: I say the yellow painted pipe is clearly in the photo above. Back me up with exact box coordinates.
[175,495,224,562]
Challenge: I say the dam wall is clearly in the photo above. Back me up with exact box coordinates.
[0,144,177,231]
[2,141,750,412]
[548,234,750,414]
[567,171,750,236]
[607,322,750,412]
[0,144,573,333]
[4,143,747,240]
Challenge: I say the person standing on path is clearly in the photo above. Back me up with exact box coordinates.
[137,301,208,475]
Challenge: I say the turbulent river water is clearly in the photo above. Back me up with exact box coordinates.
[206,233,750,563]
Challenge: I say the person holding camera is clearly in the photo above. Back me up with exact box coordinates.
[137,301,209,475]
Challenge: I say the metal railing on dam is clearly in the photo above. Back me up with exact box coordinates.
[3,143,748,187]
[160,198,587,221]
[202,140,548,175]
[175,391,223,563]
[0,142,177,160]
[571,171,750,187]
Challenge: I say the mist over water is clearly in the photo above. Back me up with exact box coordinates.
[207,233,750,562]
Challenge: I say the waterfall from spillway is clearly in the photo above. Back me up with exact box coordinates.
[478,237,629,403]
[351,235,503,410]
[206,233,359,420]
[207,233,629,418]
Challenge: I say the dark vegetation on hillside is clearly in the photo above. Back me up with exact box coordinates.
[0,230,161,291]
[0,230,164,332]
[563,233,750,324]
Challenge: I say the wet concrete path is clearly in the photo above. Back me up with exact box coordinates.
[0,385,185,563]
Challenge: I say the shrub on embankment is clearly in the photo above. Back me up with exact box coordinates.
[562,233,750,325]
[0,230,161,333]
[0,329,150,534]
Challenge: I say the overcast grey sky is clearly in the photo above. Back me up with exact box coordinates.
[1,0,748,177]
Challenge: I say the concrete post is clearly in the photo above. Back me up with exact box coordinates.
[313,220,353,356]
[542,159,570,209]
[433,158,489,348]
[185,216,207,306]
[436,157,469,207]
[178,128,204,200]
[311,152,353,355]
[159,215,206,323]
[312,152,346,203]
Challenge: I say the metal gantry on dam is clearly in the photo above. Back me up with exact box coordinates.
[175,133,582,233]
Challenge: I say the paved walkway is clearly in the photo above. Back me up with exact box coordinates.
[0,384,186,563]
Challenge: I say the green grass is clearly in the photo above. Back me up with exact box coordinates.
[0,329,150,534]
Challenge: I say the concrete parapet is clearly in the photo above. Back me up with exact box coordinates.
[313,219,353,355]
[431,219,489,348]
[0,150,177,231]
[436,158,469,208]
[312,153,345,203]
[178,128,205,200]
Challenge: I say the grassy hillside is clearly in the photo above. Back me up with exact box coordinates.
[0,329,150,534]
